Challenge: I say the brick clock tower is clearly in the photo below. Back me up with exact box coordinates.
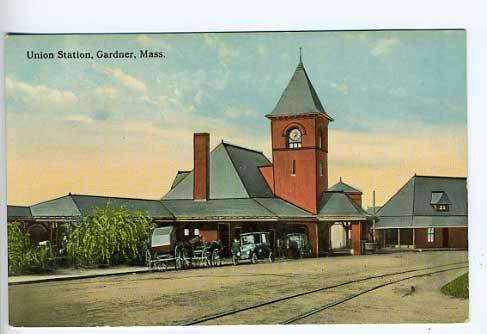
[265,58,333,214]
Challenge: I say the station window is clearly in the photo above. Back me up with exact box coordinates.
[427,227,435,242]
[318,133,322,149]
[184,228,190,236]
[291,159,296,176]
[194,228,200,236]
[319,160,323,176]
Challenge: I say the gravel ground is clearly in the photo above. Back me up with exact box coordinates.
[8,250,468,326]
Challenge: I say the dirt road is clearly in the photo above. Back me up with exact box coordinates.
[9,251,468,326]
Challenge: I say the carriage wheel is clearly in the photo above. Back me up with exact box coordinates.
[154,262,167,272]
[146,249,152,272]
[175,246,183,270]
[211,249,221,267]
[251,253,258,264]
[175,256,183,270]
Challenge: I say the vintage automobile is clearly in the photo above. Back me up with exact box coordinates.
[231,232,273,265]
[285,232,312,259]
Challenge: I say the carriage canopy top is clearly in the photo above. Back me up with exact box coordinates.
[151,226,174,247]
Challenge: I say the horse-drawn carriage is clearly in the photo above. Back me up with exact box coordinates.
[146,226,223,272]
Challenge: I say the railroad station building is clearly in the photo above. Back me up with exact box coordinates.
[375,175,468,249]
[6,59,468,256]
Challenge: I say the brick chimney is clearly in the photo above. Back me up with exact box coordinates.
[193,133,210,200]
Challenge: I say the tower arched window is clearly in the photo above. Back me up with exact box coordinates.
[288,128,302,149]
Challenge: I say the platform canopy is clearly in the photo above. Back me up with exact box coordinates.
[29,194,174,221]
[7,205,33,221]
[162,197,314,221]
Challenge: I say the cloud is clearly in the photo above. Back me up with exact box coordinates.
[344,32,368,41]
[95,87,117,97]
[224,105,258,119]
[389,87,408,97]
[219,46,239,59]
[95,66,147,95]
[329,121,467,206]
[370,38,399,57]
[202,34,239,65]
[136,35,171,50]
[94,110,112,121]
[6,77,78,104]
[329,82,349,95]
[62,114,94,123]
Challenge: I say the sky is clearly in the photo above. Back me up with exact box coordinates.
[5,30,467,207]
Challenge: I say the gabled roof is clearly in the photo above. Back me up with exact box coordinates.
[163,142,274,200]
[7,205,32,220]
[329,179,362,194]
[30,194,174,219]
[30,195,82,218]
[317,191,368,217]
[430,191,452,205]
[376,175,468,228]
[171,171,190,189]
[266,61,333,120]
[377,175,467,217]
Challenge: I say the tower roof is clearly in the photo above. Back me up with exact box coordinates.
[329,178,362,194]
[266,60,333,120]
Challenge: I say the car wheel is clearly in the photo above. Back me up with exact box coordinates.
[232,255,239,266]
[251,253,258,264]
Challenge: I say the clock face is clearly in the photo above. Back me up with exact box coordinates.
[289,128,302,141]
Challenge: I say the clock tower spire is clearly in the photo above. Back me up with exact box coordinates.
[265,56,333,214]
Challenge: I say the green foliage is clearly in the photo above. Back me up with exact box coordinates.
[441,272,469,299]
[8,224,48,274]
[66,205,152,266]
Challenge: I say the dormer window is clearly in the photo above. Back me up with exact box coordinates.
[288,128,302,149]
[436,205,449,211]
[430,191,451,212]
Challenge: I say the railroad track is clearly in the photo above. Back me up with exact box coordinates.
[177,262,467,325]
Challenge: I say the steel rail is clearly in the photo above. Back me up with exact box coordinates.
[177,261,467,325]
[281,265,467,324]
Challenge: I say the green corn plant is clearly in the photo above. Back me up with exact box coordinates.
[7,223,49,274]
[66,204,151,266]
